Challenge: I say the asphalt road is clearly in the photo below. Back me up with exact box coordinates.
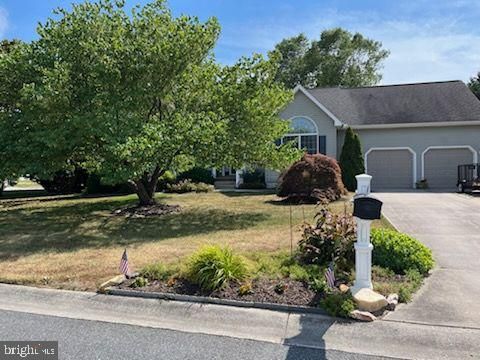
[0,310,390,360]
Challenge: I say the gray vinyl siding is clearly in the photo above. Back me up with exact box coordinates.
[281,91,337,158]
[266,91,339,188]
[337,125,480,185]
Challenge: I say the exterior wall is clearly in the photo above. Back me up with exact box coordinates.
[338,125,480,184]
[280,91,338,157]
[266,91,339,188]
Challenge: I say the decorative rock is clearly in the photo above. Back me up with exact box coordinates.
[98,274,126,293]
[386,293,399,311]
[350,310,377,322]
[339,284,350,293]
[387,293,399,302]
[352,288,388,312]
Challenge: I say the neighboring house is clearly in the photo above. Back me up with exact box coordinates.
[214,80,480,191]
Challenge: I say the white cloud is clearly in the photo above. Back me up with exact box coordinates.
[216,4,480,84]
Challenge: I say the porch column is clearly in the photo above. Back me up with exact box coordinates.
[235,169,244,188]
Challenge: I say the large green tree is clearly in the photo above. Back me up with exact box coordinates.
[469,72,480,100]
[339,127,365,191]
[274,28,389,88]
[0,0,298,205]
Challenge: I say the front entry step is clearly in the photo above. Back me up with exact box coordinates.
[214,176,236,190]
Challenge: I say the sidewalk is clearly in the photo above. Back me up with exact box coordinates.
[0,284,478,359]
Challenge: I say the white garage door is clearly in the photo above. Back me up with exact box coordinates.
[423,148,474,189]
[366,149,414,190]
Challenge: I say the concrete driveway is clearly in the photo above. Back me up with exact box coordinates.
[376,192,480,328]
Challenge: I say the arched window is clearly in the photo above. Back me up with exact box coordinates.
[280,117,326,155]
[289,117,317,134]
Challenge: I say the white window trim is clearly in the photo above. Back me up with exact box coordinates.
[421,145,478,180]
[283,116,320,153]
[365,147,417,189]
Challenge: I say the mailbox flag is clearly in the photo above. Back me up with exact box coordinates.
[325,262,335,289]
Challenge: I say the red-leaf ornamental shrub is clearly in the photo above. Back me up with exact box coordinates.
[277,154,347,203]
[299,207,356,270]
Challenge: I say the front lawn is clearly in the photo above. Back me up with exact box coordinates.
[0,191,390,290]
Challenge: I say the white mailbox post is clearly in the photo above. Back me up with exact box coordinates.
[351,174,374,293]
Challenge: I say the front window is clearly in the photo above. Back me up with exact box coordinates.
[280,117,324,155]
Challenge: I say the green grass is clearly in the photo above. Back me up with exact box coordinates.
[0,191,391,290]
[373,266,424,303]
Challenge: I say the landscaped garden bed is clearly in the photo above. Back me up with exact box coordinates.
[118,276,319,307]
[108,213,433,318]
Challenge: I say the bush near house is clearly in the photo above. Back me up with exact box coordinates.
[177,167,214,185]
[165,179,214,193]
[277,153,347,203]
[35,167,88,194]
[239,168,266,189]
[339,127,365,191]
[85,174,133,195]
[156,171,177,191]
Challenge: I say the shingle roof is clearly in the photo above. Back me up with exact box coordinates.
[305,80,480,126]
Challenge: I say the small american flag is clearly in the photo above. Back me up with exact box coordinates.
[325,262,336,289]
[119,248,131,276]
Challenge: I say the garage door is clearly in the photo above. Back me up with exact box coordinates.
[424,148,474,189]
[366,149,413,190]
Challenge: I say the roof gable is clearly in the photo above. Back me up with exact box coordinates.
[293,85,343,127]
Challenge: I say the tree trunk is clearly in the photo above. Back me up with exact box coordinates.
[135,180,156,206]
[134,170,164,206]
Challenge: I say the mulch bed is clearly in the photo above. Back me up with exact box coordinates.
[112,204,181,218]
[118,277,321,307]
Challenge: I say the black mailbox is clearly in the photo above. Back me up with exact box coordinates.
[353,196,383,220]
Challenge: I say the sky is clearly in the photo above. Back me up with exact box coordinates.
[0,0,479,85]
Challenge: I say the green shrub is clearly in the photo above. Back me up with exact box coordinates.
[140,262,176,281]
[238,182,266,190]
[85,173,132,194]
[131,276,148,288]
[339,127,365,191]
[177,167,214,185]
[36,167,88,194]
[371,229,434,274]
[157,171,176,191]
[309,278,328,293]
[194,182,214,193]
[241,169,265,189]
[166,179,213,193]
[185,245,249,291]
[320,292,356,318]
[299,207,356,270]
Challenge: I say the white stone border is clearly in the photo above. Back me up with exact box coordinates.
[421,145,478,180]
[365,147,417,189]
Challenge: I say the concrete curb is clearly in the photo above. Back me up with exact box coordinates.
[106,287,329,316]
